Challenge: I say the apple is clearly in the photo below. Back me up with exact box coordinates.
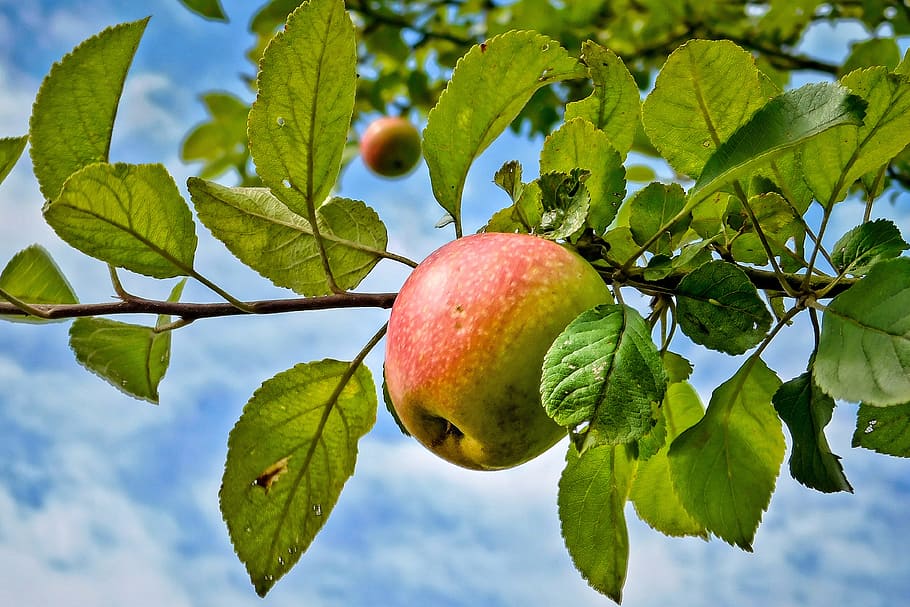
[359,116,422,178]
[384,232,613,470]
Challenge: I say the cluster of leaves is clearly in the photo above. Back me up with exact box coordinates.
[2,0,910,603]
[178,0,910,190]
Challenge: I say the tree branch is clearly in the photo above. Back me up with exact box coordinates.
[0,292,398,321]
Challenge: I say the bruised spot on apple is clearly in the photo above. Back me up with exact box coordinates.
[384,232,613,470]
[359,116,422,178]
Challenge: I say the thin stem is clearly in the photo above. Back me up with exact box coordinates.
[752,304,802,361]
[732,181,795,296]
[187,268,256,313]
[621,205,690,273]
[0,287,53,319]
[864,166,887,223]
[108,266,130,300]
[153,317,195,333]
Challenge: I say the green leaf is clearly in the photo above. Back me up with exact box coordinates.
[668,358,784,550]
[0,245,78,323]
[628,182,689,255]
[773,372,852,493]
[541,304,667,447]
[536,171,590,241]
[830,218,908,276]
[689,82,867,205]
[539,118,625,234]
[642,40,765,179]
[853,401,910,457]
[815,257,910,406]
[566,41,641,158]
[630,382,707,538]
[676,260,773,355]
[248,0,356,216]
[662,351,693,384]
[601,226,641,267]
[69,280,184,403]
[178,0,227,21]
[181,93,250,180]
[840,38,901,77]
[484,178,544,235]
[0,135,27,185]
[492,160,525,203]
[188,178,387,296]
[44,163,197,278]
[220,359,377,597]
[558,443,633,604]
[29,18,148,200]
[423,31,586,233]
[802,68,910,204]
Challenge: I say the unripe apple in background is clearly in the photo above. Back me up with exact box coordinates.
[359,116,422,178]
[384,232,613,470]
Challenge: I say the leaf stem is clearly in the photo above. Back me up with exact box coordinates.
[187,267,257,313]
[0,287,53,319]
[108,265,130,300]
[732,181,795,296]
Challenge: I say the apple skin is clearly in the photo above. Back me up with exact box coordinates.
[359,116,422,178]
[384,232,613,470]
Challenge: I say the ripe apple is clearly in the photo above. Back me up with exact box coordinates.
[359,116,422,178]
[384,232,613,470]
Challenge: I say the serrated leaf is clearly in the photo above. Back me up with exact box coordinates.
[492,160,524,203]
[559,444,633,604]
[566,42,641,158]
[815,257,910,406]
[0,135,27,185]
[248,0,356,216]
[423,31,586,233]
[188,178,387,296]
[689,82,866,205]
[853,401,910,457]
[642,40,765,179]
[802,68,910,204]
[831,218,908,276]
[29,18,148,200]
[676,260,772,355]
[773,372,852,493]
[484,179,544,234]
[536,171,590,241]
[541,304,667,447]
[662,351,693,383]
[68,280,184,403]
[539,118,625,234]
[44,163,197,278]
[220,359,377,596]
[178,0,227,21]
[628,182,689,255]
[668,358,784,550]
[630,382,708,538]
[840,38,901,77]
[0,244,78,323]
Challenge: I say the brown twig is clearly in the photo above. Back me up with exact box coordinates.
[0,292,398,321]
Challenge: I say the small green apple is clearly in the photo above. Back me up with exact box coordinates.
[359,116,422,178]
[384,232,613,470]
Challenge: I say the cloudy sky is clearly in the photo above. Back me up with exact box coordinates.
[1,1,909,606]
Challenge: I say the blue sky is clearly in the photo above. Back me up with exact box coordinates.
[1,1,909,606]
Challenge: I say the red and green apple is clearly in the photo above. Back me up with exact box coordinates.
[384,232,612,470]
